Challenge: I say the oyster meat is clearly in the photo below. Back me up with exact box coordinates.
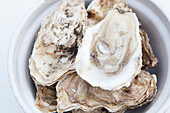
[29,0,87,86]
[35,84,57,113]
[75,9,142,90]
[56,71,157,113]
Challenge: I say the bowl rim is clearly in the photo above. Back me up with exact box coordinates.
[8,0,170,113]
[8,0,46,113]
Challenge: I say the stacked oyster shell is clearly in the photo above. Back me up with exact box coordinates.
[29,0,158,113]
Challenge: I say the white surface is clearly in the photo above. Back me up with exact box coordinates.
[0,0,169,113]
[0,0,39,113]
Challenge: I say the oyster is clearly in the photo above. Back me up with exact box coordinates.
[29,0,87,86]
[75,9,142,90]
[87,0,131,25]
[56,71,157,113]
[87,0,158,69]
[140,28,159,69]
[72,109,108,113]
[35,84,57,113]
[71,109,125,113]
[35,83,110,113]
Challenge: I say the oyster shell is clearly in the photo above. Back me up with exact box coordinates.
[75,9,142,90]
[56,71,157,113]
[29,0,87,86]
[72,109,108,113]
[140,28,159,69]
[72,109,126,113]
[87,0,158,69]
[71,109,125,113]
[35,83,57,113]
[87,0,131,25]
[35,83,111,113]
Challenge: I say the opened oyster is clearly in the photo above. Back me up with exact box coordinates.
[75,9,142,90]
[57,71,157,113]
[29,0,87,86]
[87,0,158,68]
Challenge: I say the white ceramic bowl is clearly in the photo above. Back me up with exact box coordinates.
[8,0,170,113]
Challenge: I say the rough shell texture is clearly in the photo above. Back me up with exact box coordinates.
[140,28,159,69]
[87,0,131,25]
[29,0,87,86]
[72,109,108,113]
[87,0,158,69]
[56,71,157,113]
[35,83,114,113]
[71,109,126,113]
[35,83,57,113]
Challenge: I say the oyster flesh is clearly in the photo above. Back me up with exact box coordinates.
[29,0,87,86]
[75,9,142,90]
[56,71,157,113]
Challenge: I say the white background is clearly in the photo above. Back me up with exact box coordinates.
[0,0,169,113]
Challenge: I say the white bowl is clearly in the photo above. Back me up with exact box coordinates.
[8,0,170,113]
